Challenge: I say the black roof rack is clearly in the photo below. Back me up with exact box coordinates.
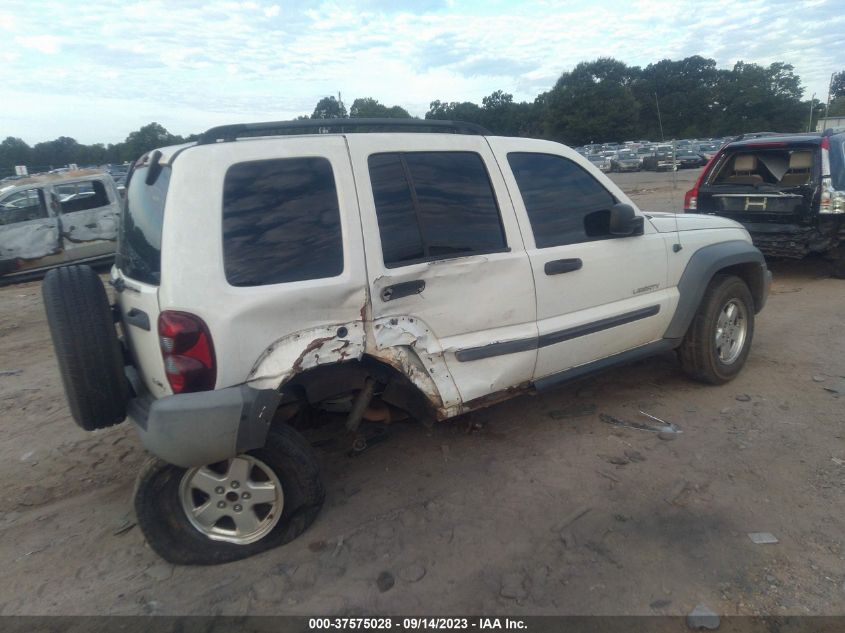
[197,118,491,145]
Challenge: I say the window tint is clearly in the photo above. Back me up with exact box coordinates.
[507,153,616,248]
[368,154,424,266]
[222,157,343,286]
[0,188,47,225]
[368,152,507,267]
[117,166,171,285]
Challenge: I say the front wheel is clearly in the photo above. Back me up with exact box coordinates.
[134,424,324,565]
[678,275,755,384]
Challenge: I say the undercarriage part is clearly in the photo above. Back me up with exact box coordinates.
[345,377,376,434]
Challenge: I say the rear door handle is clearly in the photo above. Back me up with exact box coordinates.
[544,258,583,275]
[381,279,426,302]
[123,307,150,331]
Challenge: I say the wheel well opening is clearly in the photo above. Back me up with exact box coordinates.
[272,356,438,428]
[717,262,765,312]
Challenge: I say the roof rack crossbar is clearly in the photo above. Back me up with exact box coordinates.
[197,118,491,144]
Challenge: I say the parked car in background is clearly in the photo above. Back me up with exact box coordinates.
[642,145,677,171]
[611,150,641,172]
[695,142,721,160]
[587,153,612,172]
[675,149,707,169]
[0,169,120,282]
[684,129,845,277]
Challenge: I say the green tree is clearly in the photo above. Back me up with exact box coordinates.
[0,137,32,174]
[828,96,845,117]
[122,123,183,163]
[633,56,720,139]
[714,62,805,134]
[544,58,640,145]
[311,96,347,119]
[425,100,483,124]
[349,97,410,118]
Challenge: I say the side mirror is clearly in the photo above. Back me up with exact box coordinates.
[609,203,644,236]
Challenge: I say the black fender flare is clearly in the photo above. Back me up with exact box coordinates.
[664,240,770,341]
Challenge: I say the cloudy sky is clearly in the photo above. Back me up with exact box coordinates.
[1,0,843,145]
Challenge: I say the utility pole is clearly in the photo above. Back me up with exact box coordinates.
[825,72,835,119]
[654,93,665,142]
[808,93,816,132]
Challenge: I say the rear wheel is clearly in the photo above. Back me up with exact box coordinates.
[134,423,324,565]
[678,274,755,384]
[42,265,129,430]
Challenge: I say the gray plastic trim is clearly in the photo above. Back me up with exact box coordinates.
[127,385,280,468]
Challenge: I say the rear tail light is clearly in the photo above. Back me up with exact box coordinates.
[684,152,720,211]
[158,311,216,394]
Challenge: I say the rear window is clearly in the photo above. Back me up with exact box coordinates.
[711,147,817,186]
[117,166,170,285]
[222,157,343,286]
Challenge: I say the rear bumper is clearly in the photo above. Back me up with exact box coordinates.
[127,384,281,468]
[744,221,844,259]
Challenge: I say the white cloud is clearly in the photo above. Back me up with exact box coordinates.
[13,34,62,54]
[0,0,842,143]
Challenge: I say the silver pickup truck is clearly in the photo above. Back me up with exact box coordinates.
[0,169,121,282]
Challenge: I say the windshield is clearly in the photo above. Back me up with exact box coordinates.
[617,152,636,159]
[116,165,171,285]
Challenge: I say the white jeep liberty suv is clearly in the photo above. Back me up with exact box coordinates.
[42,119,771,565]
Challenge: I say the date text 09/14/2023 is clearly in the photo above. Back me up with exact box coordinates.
[308,617,528,630]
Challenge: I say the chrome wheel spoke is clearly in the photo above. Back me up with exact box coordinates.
[232,508,261,535]
[226,457,251,485]
[190,467,225,496]
[246,482,277,505]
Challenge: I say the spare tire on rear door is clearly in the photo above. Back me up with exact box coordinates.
[42,265,130,431]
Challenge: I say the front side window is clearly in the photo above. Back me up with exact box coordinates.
[368,151,507,267]
[222,157,343,286]
[0,188,47,225]
[507,153,616,247]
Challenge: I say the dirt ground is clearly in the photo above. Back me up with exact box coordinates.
[0,170,843,616]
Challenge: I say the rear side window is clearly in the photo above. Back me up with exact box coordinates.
[55,180,111,213]
[368,152,507,267]
[117,166,170,285]
[507,153,616,248]
[222,157,343,286]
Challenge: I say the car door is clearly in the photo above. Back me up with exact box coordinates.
[488,138,674,384]
[347,134,537,407]
[0,186,63,277]
[53,176,120,262]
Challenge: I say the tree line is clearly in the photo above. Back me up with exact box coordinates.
[3,57,844,178]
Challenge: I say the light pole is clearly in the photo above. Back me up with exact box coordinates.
[825,72,835,119]
[808,93,816,132]
[654,93,665,142]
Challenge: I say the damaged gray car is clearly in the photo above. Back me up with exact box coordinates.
[0,169,121,283]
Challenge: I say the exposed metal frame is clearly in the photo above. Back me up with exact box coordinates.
[197,118,492,145]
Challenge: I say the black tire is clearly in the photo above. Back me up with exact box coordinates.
[134,423,325,565]
[42,265,129,430]
[678,274,755,385]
